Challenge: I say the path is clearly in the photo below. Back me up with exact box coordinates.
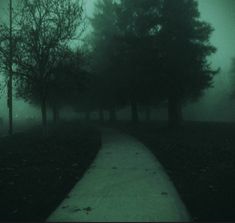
[47,128,191,222]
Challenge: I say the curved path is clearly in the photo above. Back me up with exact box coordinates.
[47,128,191,222]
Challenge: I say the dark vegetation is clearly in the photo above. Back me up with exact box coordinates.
[110,121,235,221]
[0,0,218,131]
[0,122,101,221]
[85,0,218,127]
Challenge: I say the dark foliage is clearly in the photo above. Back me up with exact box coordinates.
[86,0,217,126]
[159,0,218,127]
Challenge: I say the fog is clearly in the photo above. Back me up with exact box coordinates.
[184,0,235,122]
[0,0,95,130]
[0,0,235,127]
[1,1,235,221]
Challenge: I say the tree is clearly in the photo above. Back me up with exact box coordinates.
[88,0,217,127]
[15,47,88,125]
[229,58,235,100]
[13,0,84,131]
[88,0,126,122]
[47,48,89,124]
[115,0,163,123]
[0,0,16,135]
[89,0,163,123]
[159,0,218,127]
[0,27,7,129]
[8,0,13,135]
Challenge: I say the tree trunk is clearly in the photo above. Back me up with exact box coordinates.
[52,104,60,124]
[99,108,104,122]
[131,100,139,123]
[8,0,13,136]
[41,97,47,133]
[168,96,183,128]
[0,117,3,129]
[145,106,151,122]
[109,107,117,122]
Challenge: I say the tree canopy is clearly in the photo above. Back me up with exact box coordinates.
[86,0,217,126]
[10,0,84,129]
[0,0,218,130]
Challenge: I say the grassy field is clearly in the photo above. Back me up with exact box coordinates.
[1,120,234,221]
[0,122,101,221]
[110,121,235,222]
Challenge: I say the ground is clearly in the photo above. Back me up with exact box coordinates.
[110,121,235,221]
[0,120,234,221]
[48,128,190,222]
[0,122,101,221]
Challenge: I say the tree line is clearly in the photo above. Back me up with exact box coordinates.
[0,0,218,134]
[83,0,218,126]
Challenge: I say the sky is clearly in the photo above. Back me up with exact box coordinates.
[185,0,235,121]
[198,0,235,71]
[0,0,235,122]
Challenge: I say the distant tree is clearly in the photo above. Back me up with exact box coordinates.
[229,58,235,100]
[114,0,163,123]
[159,0,218,127]
[0,32,5,129]
[0,0,17,135]
[13,0,84,131]
[47,49,85,123]
[89,0,163,123]
[88,0,126,122]
[66,49,96,122]
[0,25,19,84]
[88,0,217,126]
[16,48,88,124]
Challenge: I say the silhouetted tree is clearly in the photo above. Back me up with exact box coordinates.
[159,0,218,127]
[89,0,163,123]
[88,0,126,122]
[87,0,217,126]
[0,1,18,135]
[114,0,165,123]
[46,49,86,123]
[229,58,235,100]
[13,0,84,131]
[8,0,13,135]
[15,48,88,124]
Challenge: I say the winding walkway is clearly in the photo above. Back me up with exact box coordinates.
[47,128,191,222]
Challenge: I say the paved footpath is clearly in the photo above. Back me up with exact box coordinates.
[47,128,191,222]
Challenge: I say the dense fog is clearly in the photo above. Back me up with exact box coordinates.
[1,1,235,221]
[0,0,235,130]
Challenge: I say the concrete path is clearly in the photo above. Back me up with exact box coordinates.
[47,128,191,222]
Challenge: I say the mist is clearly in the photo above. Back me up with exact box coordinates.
[0,0,95,132]
[1,0,235,222]
[0,0,235,127]
[184,0,235,122]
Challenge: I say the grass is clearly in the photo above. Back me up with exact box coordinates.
[109,121,235,222]
[0,121,101,221]
[1,119,234,221]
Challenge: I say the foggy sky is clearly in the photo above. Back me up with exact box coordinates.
[0,0,235,122]
[190,0,235,122]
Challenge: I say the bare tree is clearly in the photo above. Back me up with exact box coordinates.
[8,0,13,135]
[0,0,15,135]
[14,0,85,131]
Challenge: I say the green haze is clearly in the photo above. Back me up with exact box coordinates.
[0,0,235,122]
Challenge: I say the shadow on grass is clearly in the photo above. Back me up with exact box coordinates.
[0,121,101,221]
[106,120,235,222]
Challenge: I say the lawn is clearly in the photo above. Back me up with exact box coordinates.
[0,121,101,221]
[2,120,234,221]
[111,121,235,221]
